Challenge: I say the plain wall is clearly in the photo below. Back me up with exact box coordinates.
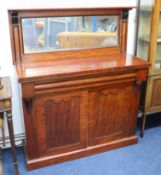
[0,0,138,146]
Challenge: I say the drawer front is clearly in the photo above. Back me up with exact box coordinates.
[34,73,136,95]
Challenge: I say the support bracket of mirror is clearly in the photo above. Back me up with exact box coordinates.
[11,11,19,26]
[122,9,129,20]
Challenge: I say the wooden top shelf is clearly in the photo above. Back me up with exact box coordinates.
[16,53,150,83]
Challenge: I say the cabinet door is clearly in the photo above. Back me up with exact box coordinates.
[88,82,138,146]
[34,91,88,157]
[145,75,161,113]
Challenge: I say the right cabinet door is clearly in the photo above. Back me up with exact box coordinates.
[88,81,139,146]
[145,75,161,113]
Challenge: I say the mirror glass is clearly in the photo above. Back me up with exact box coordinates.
[22,15,119,54]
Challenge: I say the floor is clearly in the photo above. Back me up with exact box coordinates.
[2,116,161,175]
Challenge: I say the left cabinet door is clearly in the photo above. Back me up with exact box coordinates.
[24,90,88,158]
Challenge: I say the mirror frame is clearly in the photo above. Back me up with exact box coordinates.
[8,8,131,64]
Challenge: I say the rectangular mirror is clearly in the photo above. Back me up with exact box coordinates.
[22,15,120,54]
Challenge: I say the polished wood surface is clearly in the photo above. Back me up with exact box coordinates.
[34,91,88,157]
[8,8,129,63]
[8,7,136,11]
[27,136,137,170]
[88,82,137,146]
[8,7,149,170]
[18,53,149,169]
[16,53,149,83]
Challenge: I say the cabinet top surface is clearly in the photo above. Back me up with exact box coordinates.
[16,53,150,83]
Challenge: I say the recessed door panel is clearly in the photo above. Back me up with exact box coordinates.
[88,83,137,146]
[35,91,88,156]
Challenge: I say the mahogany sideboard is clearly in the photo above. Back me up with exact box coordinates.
[8,7,150,170]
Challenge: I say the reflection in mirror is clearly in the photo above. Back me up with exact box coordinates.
[22,15,119,54]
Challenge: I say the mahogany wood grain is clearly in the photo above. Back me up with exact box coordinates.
[9,7,134,18]
[16,53,150,83]
[88,82,136,146]
[8,7,136,12]
[121,20,128,52]
[34,91,88,157]
[8,14,16,64]
[13,27,21,63]
[22,98,39,159]
[8,8,130,63]
[8,7,149,170]
[26,136,138,170]
[20,55,149,168]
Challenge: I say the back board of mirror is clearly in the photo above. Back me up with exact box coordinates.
[9,8,131,63]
